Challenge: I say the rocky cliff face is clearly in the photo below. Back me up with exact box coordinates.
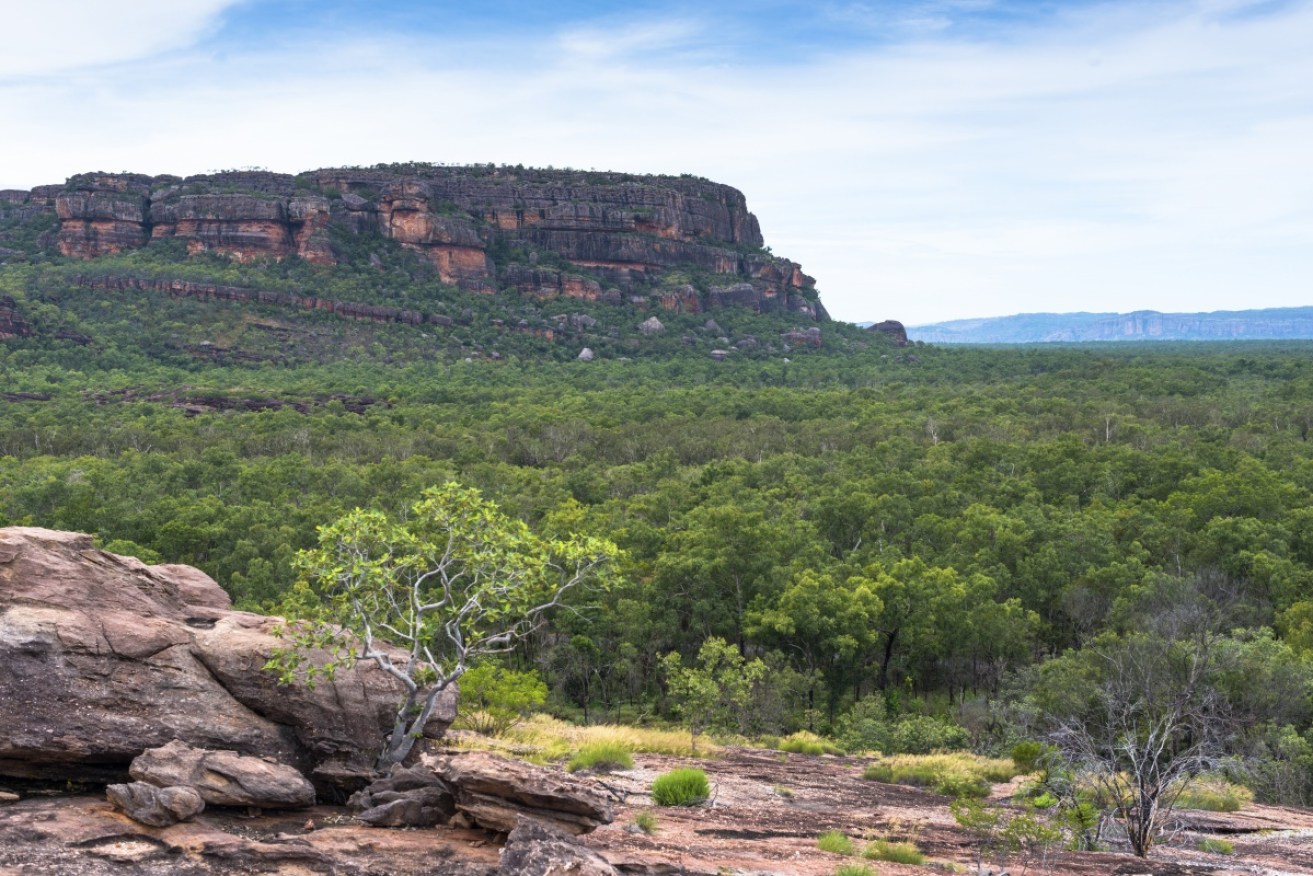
[13,165,825,320]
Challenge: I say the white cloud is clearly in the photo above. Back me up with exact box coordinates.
[0,0,1310,323]
[0,1,239,78]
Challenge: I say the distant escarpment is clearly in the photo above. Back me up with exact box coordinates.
[4,164,825,320]
[910,308,1313,344]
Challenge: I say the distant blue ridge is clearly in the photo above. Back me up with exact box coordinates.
[903,307,1313,344]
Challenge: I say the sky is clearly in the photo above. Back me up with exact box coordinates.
[1,0,1310,325]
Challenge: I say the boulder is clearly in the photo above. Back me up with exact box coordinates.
[638,316,665,335]
[130,740,315,809]
[578,347,595,362]
[348,763,456,828]
[0,527,456,792]
[106,781,205,827]
[426,751,612,835]
[498,818,618,876]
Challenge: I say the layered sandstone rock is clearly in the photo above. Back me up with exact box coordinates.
[26,164,827,319]
[426,751,613,835]
[499,819,619,876]
[130,741,315,809]
[0,527,456,793]
[347,763,456,828]
[106,782,205,827]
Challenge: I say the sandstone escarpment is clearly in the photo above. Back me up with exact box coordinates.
[26,164,827,319]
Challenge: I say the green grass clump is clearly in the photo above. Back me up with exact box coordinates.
[1176,777,1253,812]
[455,715,712,763]
[863,839,925,864]
[861,753,1014,798]
[1198,837,1234,855]
[651,768,710,806]
[633,810,658,834]
[863,763,895,783]
[567,741,634,773]
[834,865,875,876]
[817,830,856,855]
[780,731,844,756]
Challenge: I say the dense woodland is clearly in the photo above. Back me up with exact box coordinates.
[4,237,1313,812]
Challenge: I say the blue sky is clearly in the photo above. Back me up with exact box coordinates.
[2,0,1310,324]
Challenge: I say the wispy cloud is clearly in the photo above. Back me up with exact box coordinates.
[0,0,1309,322]
[0,1,240,78]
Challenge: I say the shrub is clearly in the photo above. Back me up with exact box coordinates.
[1011,741,1045,773]
[633,811,658,835]
[1198,837,1234,855]
[886,714,971,754]
[780,731,844,756]
[651,768,710,806]
[863,839,925,864]
[453,665,547,737]
[567,741,634,773]
[817,830,856,855]
[835,694,890,753]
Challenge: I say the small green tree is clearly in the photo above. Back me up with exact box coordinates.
[266,482,617,771]
[456,665,548,737]
[662,636,767,751]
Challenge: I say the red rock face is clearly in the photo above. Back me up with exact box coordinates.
[376,183,492,285]
[55,192,150,257]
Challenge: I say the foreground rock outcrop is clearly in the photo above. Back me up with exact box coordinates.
[0,527,456,794]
